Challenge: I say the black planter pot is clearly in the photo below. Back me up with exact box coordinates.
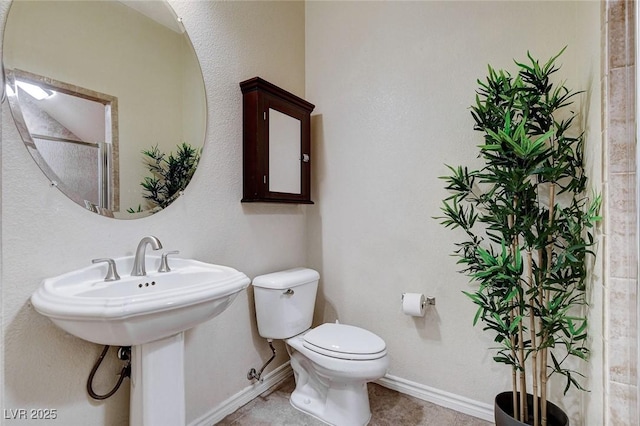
[495,392,569,426]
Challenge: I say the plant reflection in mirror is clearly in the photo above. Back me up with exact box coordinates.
[128,142,201,213]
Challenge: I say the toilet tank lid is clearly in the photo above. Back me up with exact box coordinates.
[252,267,319,289]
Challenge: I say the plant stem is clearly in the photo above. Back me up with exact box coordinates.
[507,213,520,420]
[512,197,527,423]
[537,248,545,426]
[518,303,527,423]
[510,303,518,419]
[511,365,518,420]
[541,183,556,426]
[528,250,539,426]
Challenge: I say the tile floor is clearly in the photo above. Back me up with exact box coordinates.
[217,376,493,425]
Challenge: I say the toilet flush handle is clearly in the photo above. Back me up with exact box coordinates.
[283,288,294,295]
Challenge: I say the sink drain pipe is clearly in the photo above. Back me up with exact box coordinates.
[87,345,131,400]
[247,339,276,382]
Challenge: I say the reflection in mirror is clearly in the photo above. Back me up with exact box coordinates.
[3,0,207,219]
[269,108,301,194]
[6,69,119,214]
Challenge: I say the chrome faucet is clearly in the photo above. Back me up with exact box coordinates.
[131,236,163,276]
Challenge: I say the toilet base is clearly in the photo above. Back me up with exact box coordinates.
[289,351,373,426]
[290,380,372,426]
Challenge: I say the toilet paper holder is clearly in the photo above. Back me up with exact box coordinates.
[401,293,436,307]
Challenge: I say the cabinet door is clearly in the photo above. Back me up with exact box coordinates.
[241,77,314,204]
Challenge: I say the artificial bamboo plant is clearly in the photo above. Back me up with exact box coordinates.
[438,49,600,426]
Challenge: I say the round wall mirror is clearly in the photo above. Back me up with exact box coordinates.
[2,0,207,219]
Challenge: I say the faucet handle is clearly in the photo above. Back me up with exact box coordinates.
[92,258,121,282]
[158,251,180,273]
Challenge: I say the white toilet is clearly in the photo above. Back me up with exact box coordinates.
[252,268,390,426]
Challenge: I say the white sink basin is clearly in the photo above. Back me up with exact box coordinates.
[31,256,250,346]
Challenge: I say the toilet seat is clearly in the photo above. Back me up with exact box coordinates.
[303,323,387,360]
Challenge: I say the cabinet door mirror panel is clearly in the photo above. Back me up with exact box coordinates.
[269,108,301,194]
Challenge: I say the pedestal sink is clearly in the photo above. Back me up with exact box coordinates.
[31,255,250,426]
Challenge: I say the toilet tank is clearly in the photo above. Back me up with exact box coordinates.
[252,268,319,339]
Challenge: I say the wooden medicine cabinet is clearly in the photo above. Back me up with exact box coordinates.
[240,77,315,204]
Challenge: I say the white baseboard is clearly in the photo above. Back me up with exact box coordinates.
[375,374,494,422]
[188,362,293,426]
[188,364,493,425]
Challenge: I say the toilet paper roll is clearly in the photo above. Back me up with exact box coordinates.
[402,293,426,317]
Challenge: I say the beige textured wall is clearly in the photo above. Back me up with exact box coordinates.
[305,1,601,423]
[1,1,306,424]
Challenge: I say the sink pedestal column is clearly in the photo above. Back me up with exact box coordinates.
[130,333,185,426]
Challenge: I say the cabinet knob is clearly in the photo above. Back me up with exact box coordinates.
[301,154,310,163]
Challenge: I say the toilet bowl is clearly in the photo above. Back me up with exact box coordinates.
[252,268,390,426]
[286,323,389,425]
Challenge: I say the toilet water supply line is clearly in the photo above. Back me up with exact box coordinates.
[86,345,131,400]
[247,339,276,382]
